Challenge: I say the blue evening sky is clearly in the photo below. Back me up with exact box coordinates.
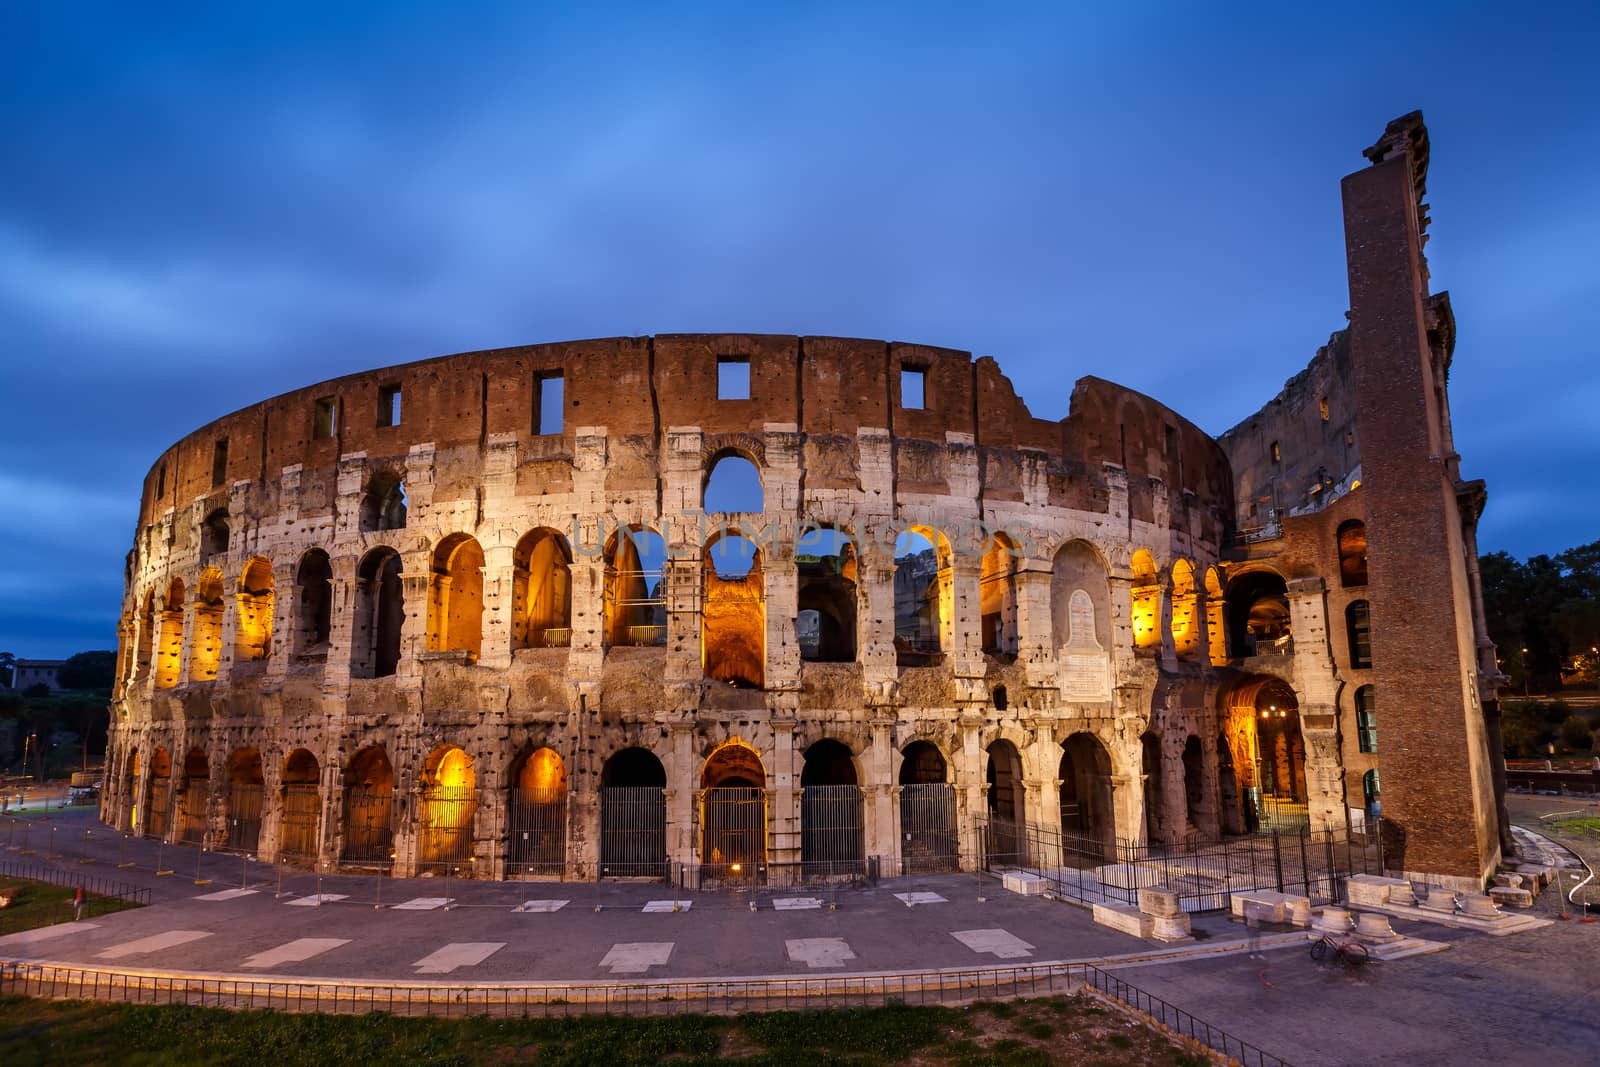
[2,2,1596,658]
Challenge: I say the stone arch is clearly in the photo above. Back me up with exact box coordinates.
[190,567,225,681]
[200,508,230,562]
[134,588,156,684]
[507,746,567,877]
[1216,735,1241,835]
[1130,548,1160,650]
[603,525,666,647]
[427,533,485,659]
[797,524,857,663]
[979,533,1020,658]
[1225,568,1291,657]
[1219,674,1307,831]
[145,745,173,838]
[1059,732,1114,858]
[418,744,477,869]
[1051,539,1112,700]
[899,739,958,872]
[1338,520,1368,587]
[599,746,667,879]
[294,549,333,655]
[234,556,274,663]
[800,738,863,874]
[1204,566,1227,666]
[353,547,404,678]
[513,528,573,649]
[1170,558,1199,661]
[225,747,264,853]
[278,747,322,860]
[985,738,1028,862]
[1182,735,1206,834]
[703,450,764,513]
[342,745,395,866]
[178,746,210,844]
[894,525,952,666]
[154,579,185,689]
[703,529,764,687]
[1140,730,1164,845]
[123,748,143,833]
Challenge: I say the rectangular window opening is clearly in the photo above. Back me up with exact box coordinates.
[211,439,229,488]
[378,384,402,428]
[535,373,564,434]
[156,464,167,499]
[901,366,926,410]
[313,396,338,440]
[717,357,750,400]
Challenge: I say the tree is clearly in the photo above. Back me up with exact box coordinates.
[1560,715,1594,752]
[0,651,13,688]
[58,650,116,692]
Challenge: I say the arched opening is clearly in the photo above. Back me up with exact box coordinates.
[234,557,274,664]
[898,740,957,872]
[1182,735,1205,835]
[200,508,230,562]
[703,452,764,513]
[1052,540,1112,700]
[1204,567,1228,666]
[800,739,862,876]
[145,746,172,838]
[190,568,225,682]
[342,746,395,867]
[419,745,477,870]
[1226,570,1291,657]
[599,747,667,879]
[985,739,1027,863]
[703,531,764,687]
[603,526,666,647]
[225,748,264,853]
[1216,736,1242,835]
[1059,733,1114,860]
[1362,769,1382,825]
[1220,676,1307,832]
[427,534,484,660]
[134,589,155,684]
[507,746,567,877]
[1338,520,1368,587]
[178,747,209,845]
[513,529,573,649]
[1356,685,1378,753]
[1141,732,1165,845]
[700,741,767,881]
[154,579,185,689]
[294,549,333,656]
[980,535,1020,658]
[1170,560,1199,661]
[796,526,857,662]
[1131,549,1161,650]
[352,547,404,678]
[124,749,142,833]
[894,527,950,666]
[360,470,407,532]
[1346,600,1372,669]
[278,748,321,860]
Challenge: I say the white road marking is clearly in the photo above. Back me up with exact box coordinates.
[0,922,100,946]
[286,893,348,906]
[413,942,505,974]
[894,892,947,906]
[773,897,823,910]
[195,888,258,902]
[390,897,451,911]
[97,930,212,959]
[514,899,570,913]
[951,928,1035,959]
[241,937,351,969]
[786,937,856,968]
[642,899,691,913]
[600,942,674,974]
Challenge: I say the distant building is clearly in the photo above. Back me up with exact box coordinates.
[8,660,66,691]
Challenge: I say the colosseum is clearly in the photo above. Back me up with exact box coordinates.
[101,112,1509,894]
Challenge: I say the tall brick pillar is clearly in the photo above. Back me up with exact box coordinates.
[1342,113,1501,886]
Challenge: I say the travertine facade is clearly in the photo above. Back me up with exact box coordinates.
[103,113,1504,890]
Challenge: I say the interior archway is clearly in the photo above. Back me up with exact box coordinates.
[599,747,667,879]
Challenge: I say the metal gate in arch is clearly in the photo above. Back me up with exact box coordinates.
[701,786,767,882]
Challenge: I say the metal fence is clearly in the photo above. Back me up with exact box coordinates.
[342,788,395,866]
[599,787,667,879]
[417,787,476,866]
[976,816,1385,912]
[0,859,151,935]
[507,787,566,877]
[801,785,865,877]
[898,783,959,873]
[0,958,1290,1064]
[700,787,766,884]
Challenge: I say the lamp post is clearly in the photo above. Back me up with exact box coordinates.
[1521,648,1530,698]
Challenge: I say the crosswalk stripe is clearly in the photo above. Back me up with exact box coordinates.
[642,899,691,913]
[786,937,855,968]
[600,942,673,974]
[413,942,504,974]
[894,891,947,906]
[195,888,258,902]
[951,928,1034,958]
[242,937,351,969]
[513,899,569,913]
[286,893,347,906]
[390,897,451,911]
[0,922,100,946]
[97,930,211,959]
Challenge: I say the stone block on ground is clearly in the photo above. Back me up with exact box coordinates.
[1138,886,1182,917]
[1002,871,1047,896]
[1093,902,1154,939]
[1458,893,1506,919]
[1418,887,1459,914]
[1288,898,1314,927]
[1312,906,1353,933]
[1488,886,1535,909]
[1353,911,1402,943]
[1345,874,1408,907]
[1150,911,1192,942]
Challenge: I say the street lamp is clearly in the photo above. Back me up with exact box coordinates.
[1521,648,1530,698]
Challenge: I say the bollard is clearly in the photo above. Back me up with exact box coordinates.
[78,827,94,865]
[155,839,174,876]
[194,846,212,887]
[118,833,134,869]
[240,850,249,890]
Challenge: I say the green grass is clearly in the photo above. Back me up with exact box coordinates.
[0,879,139,936]
[0,993,1209,1066]
[1550,817,1600,836]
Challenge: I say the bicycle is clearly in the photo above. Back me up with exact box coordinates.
[1310,934,1370,967]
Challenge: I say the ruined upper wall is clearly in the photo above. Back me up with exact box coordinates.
[133,334,1234,545]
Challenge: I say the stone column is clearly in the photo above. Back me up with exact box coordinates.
[864,718,897,863]
[1015,564,1056,689]
[768,719,799,881]
[957,713,984,867]
[265,559,295,681]
[668,723,696,871]
[479,542,515,669]
[1287,577,1346,831]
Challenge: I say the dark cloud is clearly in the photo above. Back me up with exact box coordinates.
[3,2,1597,657]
